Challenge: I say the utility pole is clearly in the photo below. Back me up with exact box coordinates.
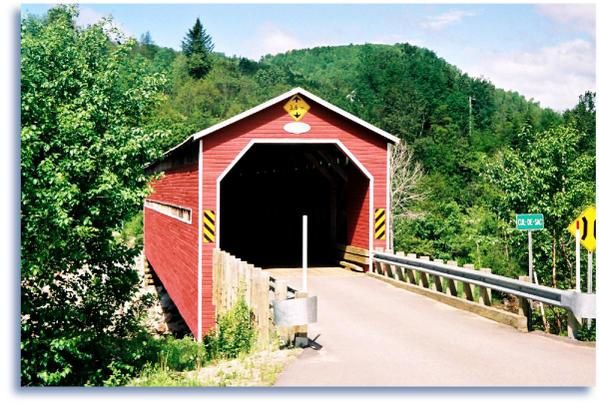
[468,96,475,139]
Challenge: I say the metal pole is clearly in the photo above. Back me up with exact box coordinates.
[302,215,308,292]
[528,230,533,283]
[587,251,593,328]
[588,251,593,293]
[575,222,581,292]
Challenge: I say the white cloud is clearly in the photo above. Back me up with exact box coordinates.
[421,10,476,31]
[76,6,134,41]
[248,24,304,59]
[464,39,595,111]
[537,4,595,37]
[246,23,351,60]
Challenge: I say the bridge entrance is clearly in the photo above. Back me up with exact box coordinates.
[220,143,370,268]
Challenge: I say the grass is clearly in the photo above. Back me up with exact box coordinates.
[128,348,301,387]
[126,298,301,387]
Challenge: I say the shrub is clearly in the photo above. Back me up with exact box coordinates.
[204,299,255,360]
[156,335,204,371]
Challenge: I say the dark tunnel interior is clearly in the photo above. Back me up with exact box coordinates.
[220,143,368,268]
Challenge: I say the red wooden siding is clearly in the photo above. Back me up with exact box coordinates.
[144,162,199,337]
[200,96,388,333]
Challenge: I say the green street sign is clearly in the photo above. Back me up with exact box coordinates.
[516,213,544,230]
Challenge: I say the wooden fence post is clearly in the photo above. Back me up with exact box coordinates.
[517,275,532,331]
[462,264,476,302]
[418,256,431,289]
[445,261,459,296]
[406,253,418,284]
[374,247,384,274]
[256,270,270,350]
[274,279,290,347]
[432,259,445,292]
[479,268,493,306]
[383,249,395,279]
[395,252,406,281]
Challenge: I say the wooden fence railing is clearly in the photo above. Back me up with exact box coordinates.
[372,249,596,339]
[371,249,531,332]
[212,248,300,349]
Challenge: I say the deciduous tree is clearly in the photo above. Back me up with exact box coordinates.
[21,5,167,385]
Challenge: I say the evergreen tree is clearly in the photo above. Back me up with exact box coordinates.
[181,17,214,79]
[139,31,158,60]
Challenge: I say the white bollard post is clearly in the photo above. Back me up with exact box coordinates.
[302,215,308,292]
[587,251,593,328]
[588,251,593,293]
[575,222,581,292]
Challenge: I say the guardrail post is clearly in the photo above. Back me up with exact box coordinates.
[479,268,493,306]
[567,309,582,340]
[462,264,476,302]
[374,247,384,274]
[395,252,406,281]
[383,249,396,279]
[406,253,418,284]
[418,256,431,289]
[517,276,532,331]
[433,259,445,292]
[292,291,309,347]
[445,261,459,296]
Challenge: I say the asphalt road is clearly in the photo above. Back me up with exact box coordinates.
[268,267,595,387]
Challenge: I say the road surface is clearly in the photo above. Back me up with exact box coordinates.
[268,267,595,386]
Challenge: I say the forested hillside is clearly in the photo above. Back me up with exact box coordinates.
[140,40,595,266]
[21,7,595,386]
[139,36,594,335]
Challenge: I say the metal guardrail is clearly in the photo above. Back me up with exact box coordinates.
[372,251,596,318]
[268,275,298,299]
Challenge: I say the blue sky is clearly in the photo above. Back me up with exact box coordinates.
[22,3,596,111]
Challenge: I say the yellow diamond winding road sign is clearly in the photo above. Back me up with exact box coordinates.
[284,94,310,121]
[568,206,596,252]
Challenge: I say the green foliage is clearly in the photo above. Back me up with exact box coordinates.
[119,211,144,247]
[20,5,168,385]
[181,17,214,79]
[155,335,204,371]
[101,334,204,386]
[22,5,597,385]
[485,124,595,288]
[204,299,255,360]
[575,320,596,342]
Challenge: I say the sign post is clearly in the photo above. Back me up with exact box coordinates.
[567,206,596,292]
[567,206,596,328]
[575,221,581,292]
[516,213,544,283]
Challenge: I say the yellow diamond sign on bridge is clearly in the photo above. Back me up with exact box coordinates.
[284,94,310,121]
[568,206,596,252]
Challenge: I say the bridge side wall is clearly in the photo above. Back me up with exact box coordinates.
[144,161,199,337]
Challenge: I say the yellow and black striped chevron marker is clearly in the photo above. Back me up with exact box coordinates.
[203,210,216,243]
[374,208,386,240]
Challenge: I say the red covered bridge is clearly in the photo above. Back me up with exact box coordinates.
[144,87,398,338]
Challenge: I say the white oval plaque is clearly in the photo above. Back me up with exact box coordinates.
[283,122,311,134]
